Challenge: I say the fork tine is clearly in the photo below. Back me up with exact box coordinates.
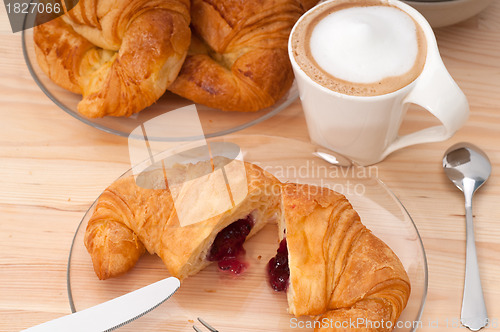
[193,326,203,332]
[197,317,219,332]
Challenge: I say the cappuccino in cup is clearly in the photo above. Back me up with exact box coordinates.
[291,0,427,96]
[288,0,469,165]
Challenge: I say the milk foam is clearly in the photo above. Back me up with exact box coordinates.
[310,6,419,84]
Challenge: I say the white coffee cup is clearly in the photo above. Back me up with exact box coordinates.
[289,0,469,166]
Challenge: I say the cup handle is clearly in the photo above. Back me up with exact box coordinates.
[382,55,469,159]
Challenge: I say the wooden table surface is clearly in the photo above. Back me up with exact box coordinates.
[1,2,500,331]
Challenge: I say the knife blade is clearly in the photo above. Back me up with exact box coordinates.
[23,276,180,332]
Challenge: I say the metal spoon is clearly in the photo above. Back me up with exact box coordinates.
[443,142,491,331]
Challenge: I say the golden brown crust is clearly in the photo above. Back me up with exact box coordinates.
[280,183,410,330]
[33,17,94,94]
[84,219,145,280]
[316,298,395,332]
[33,0,191,118]
[84,158,282,280]
[168,0,312,112]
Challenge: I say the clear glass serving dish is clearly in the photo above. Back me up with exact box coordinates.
[67,135,427,331]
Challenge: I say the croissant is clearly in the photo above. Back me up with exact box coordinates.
[84,159,410,330]
[33,0,191,118]
[167,0,317,112]
[268,183,410,331]
[84,157,281,280]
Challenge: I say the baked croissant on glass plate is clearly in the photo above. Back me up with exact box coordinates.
[33,0,322,116]
[84,157,281,280]
[33,0,191,117]
[84,157,410,331]
[269,183,410,331]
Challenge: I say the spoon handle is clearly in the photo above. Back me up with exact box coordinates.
[461,203,488,331]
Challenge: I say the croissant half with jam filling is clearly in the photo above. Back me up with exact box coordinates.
[84,159,410,331]
[267,183,410,331]
[84,157,281,280]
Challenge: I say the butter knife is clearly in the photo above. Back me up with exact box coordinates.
[23,277,180,332]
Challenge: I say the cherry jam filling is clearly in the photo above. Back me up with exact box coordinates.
[267,238,290,292]
[207,215,254,274]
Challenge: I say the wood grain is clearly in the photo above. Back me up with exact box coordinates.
[1,2,500,331]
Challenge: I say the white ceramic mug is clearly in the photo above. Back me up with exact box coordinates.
[289,0,469,166]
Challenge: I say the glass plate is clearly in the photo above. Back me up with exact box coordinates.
[67,135,427,331]
[22,29,297,140]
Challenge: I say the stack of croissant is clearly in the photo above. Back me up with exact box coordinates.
[33,0,319,117]
[84,157,410,331]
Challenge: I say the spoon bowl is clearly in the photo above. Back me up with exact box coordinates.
[443,142,491,331]
[443,143,491,194]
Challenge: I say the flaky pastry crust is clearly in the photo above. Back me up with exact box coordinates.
[280,183,410,331]
[167,0,319,112]
[84,157,281,279]
[84,160,410,331]
[33,0,191,117]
